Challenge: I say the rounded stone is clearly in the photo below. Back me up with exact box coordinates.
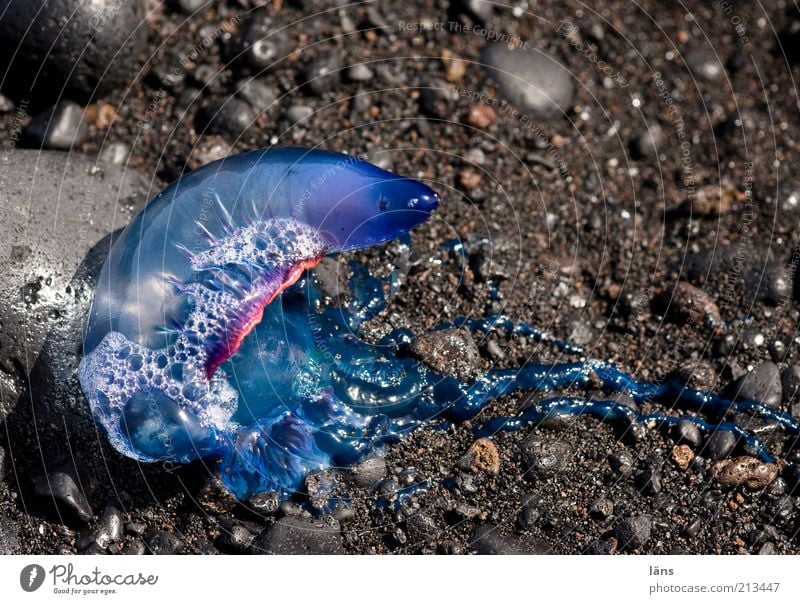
[0,0,147,104]
[481,43,574,119]
[0,150,150,421]
[613,515,652,551]
[251,517,344,554]
[729,362,782,408]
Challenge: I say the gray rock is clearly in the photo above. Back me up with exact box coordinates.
[240,12,290,71]
[24,101,88,150]
[97,141,131,165]
[245,491,280,515]
[346,456,387,488]
[685,47,725,81]
[94,502,123,548]
[589,497,614,519]
[634,458,663,496]
[345,63,374,82]
[729,362,782,407]
[630,123,664,159]
[781,365,800,406]
[216,523,255,552]
[121,539,146,555]
[673,419,702,448]
[236,78,277,112]
[0,150,150,420]
[481,43,574,119]
[613,515,652,550]
[685,245,791,306]
[608,451,634,477]
[702,430,737,460]
[405,513,439,543]
[31,454,93,523]
[251,517,344,554]
[664,282,720,327]
[670,361,718,392]
[203,97,255,139]
[301,53,342,96]
[0,0,147,103]
[516,495,541,530]
[286,104,314,125]
[758,542,777,555]
[409,328,482,382]
[145,530,184,554]
[520,437,572,479]
[470,523,552,554]
[124,522,146,537]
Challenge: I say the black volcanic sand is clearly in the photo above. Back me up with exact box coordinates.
[2,0,800,555]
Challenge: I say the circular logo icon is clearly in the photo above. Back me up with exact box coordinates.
[20,564,45,592]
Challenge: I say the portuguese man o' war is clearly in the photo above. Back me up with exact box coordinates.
[79,146,800,503]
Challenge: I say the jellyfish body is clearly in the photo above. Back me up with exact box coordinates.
[78,147,439,494]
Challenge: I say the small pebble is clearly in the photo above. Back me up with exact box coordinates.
[589,498,614,519]
[145,530,184,555]
[470,523,551,554]
[467,103,496,128]
[240,12,290,71]
[671,444,695,471]
[481,43,574,119]
[216,523,255,552]
[457,438,500,475]
[346,456,387,487]
[664,282,720,327]
[120,539,146,555]
[702,430,737,460]
[729,362,782,408]
[608,451,634,477]
[245,491,280,514]
[409,328,482,382]
[684,181,738,217]
[630,123,663,159]
[781,366,800,407]
[419,79,456,119]
[345,63,373,82]
[124,522,146,537]
[301,53,342,96]
[0,92,14,112]
[203,97,255,139]
[251,517,344,554]
[673,419,703,448]
[236,78,277,112]
[286,104,313,125]
[24,101,88,150]
[613,515,652,551]
[31,455,93,523]
[98,141,131,165]
[634,459,663,496]
[685,47,725,81]
[711,457,778,490]
[405,513,439,543]
[520,437,572,479]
